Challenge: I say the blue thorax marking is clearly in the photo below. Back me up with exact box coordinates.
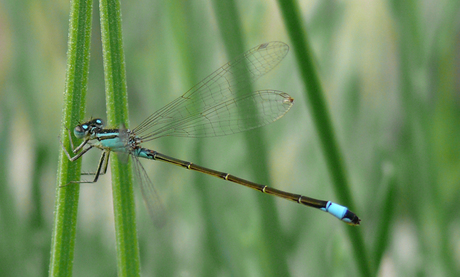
[93,129,128,152]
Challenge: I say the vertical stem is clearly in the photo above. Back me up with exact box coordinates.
[277,0,372,275]
[50,0,93,276]
[99,0,140,276]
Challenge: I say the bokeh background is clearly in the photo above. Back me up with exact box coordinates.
[1,0,460,276]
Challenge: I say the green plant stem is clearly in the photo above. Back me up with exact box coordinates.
[50,0,93,276]
[277,0,372,275]
[99,0,140,276]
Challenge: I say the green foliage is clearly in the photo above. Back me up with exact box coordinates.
[0,0,459,276]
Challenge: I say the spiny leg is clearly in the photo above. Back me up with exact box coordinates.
[64,126,89,154]
[60,151,109,187]
[81,151,110,177]
[59,128,92,161]
[60,139,93,162]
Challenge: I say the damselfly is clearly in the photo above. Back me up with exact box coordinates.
[61,42,361,226]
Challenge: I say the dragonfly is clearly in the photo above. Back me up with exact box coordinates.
[61,42,361,226]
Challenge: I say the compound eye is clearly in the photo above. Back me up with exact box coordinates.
[94,118,104,127]
[74,124,89,139]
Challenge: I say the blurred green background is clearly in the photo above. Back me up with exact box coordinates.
[1,0,460,276]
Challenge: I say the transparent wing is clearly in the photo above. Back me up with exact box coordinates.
[131,154,167,227]
[132,41,291,141]
[143,90,293,139]
[117,124,130,164]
